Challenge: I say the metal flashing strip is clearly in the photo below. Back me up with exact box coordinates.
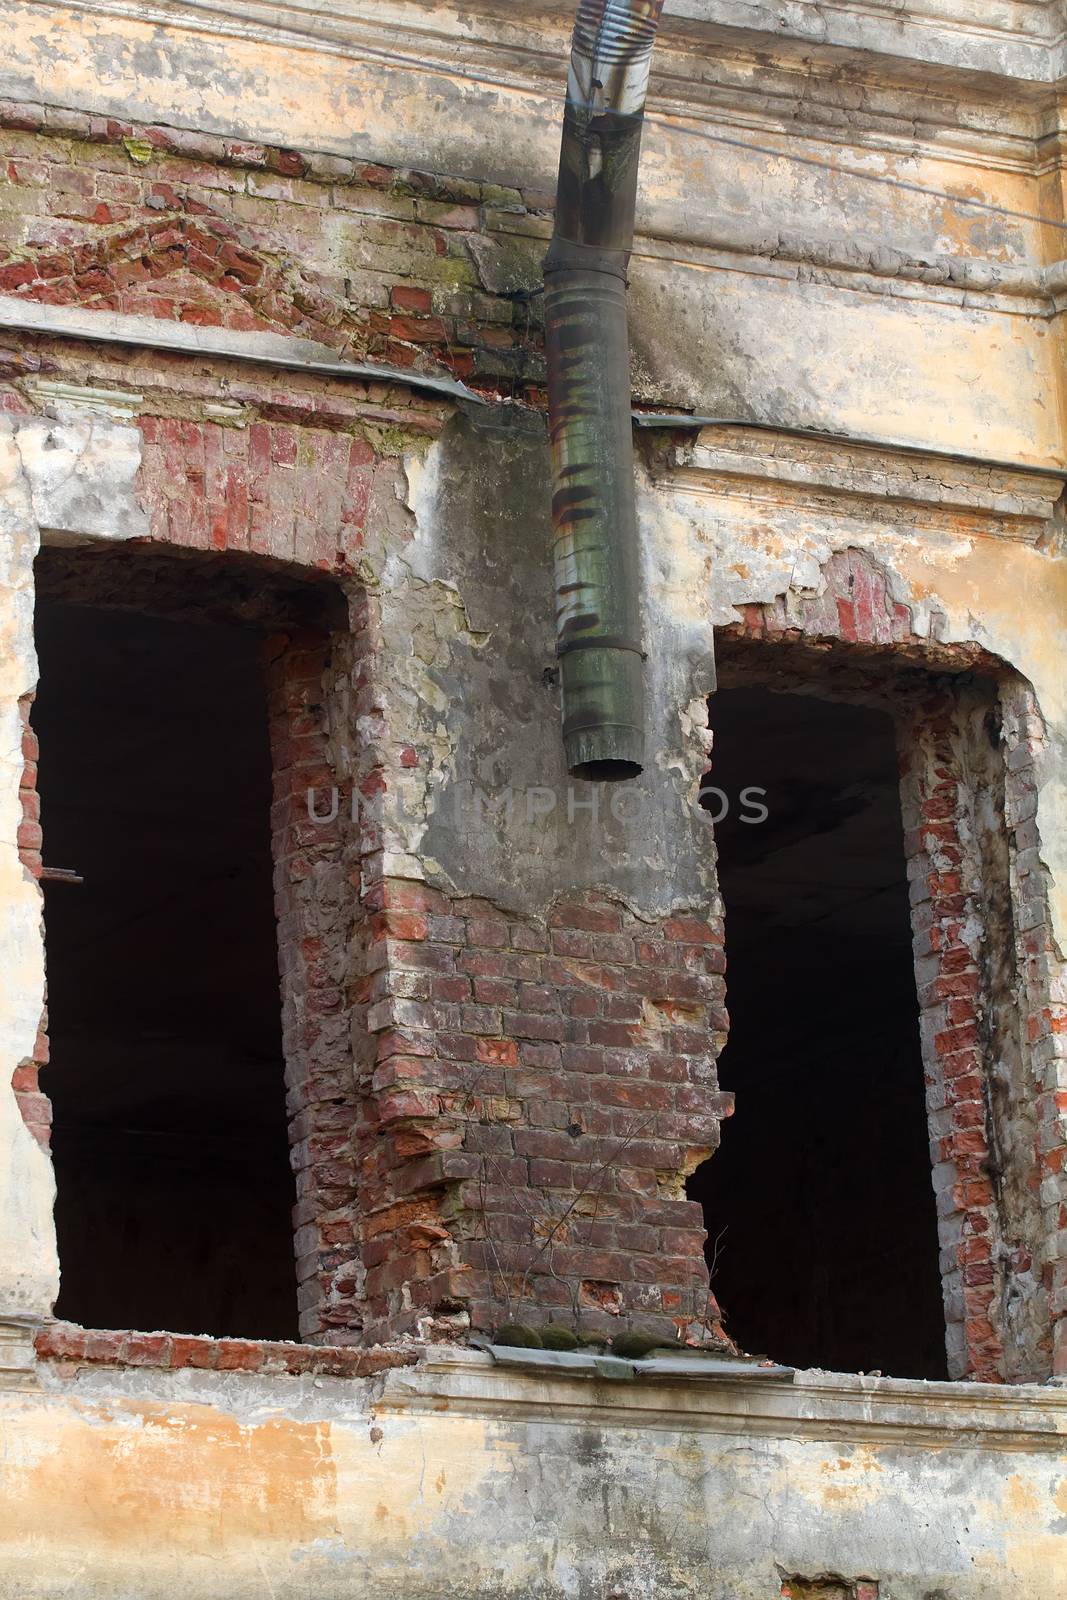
[0,296,484,405]
[484,1342,795,1383]
[1,296,1061,485]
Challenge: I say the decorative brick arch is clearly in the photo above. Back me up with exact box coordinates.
[717,546,1066,1383]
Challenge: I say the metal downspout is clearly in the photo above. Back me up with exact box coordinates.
[545,0,664,781]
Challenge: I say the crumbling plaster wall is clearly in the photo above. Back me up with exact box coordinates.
[6,0,1040,926]
[378,413,1067,947]
[2,1352,1067,1600]
[0,5,1064,1589]
[0,0,1064,1356]
[642,430,1067,946]
[367,407,1067,1360]
[4,0,1067,466]
[0,408,147,1326]
[392,410,717,920]
[0,419,53,1325]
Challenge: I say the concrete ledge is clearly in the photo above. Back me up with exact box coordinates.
[25,1337,1067,1452]
[7,1339,1066,1597]
[374,1344,1067,1451]
[652,422,1067,537]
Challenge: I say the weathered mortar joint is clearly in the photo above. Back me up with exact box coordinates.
[350,865,735,1349]
[33,1320,419,1378]
[0,102,552,397]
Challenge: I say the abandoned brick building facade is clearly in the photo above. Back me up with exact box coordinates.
[1,0,1067,1595]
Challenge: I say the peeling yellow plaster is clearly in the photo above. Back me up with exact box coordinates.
[2,1379,1067,1599]
[1,1397,340,1561]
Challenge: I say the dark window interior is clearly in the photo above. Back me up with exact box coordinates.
[33,599,298,1340]
[689,685,947,1379]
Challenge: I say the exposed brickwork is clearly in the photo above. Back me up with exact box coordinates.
[734,550,916,650]
[34,1320,416,1377]
[8,171,1061,1376]
[265,629,365,1344]
[28,517,738,1352]
[730,547,988,672]
[15,695,41,877]
[17,396,412,1184]
[781,1580,879,1600]
[13,693,51,1150]
[137,414,380,568]
[352,884,734,1346]
[0,101,548,397]
[93,354,441,577]
[725,545,1062,1383]
[900,674,1062,1383]
[14,382,420,1348]
[900,693,1006,1383]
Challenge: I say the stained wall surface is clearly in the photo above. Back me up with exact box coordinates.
[0,1,1066,1594]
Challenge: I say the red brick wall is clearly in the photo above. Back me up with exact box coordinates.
[255,549,740,1349]
[8,82,1061,1371]
[18,388,411,1342]
[35,1320,414,1376]
[265,630,367,1344]
[13,694,51,1150]
[900,676,1065,1383]
[900,694,1006,1382]
[353,885,733,1345]
[18,391,407,1310]
[0,101,546,397]
[129,369,439,571]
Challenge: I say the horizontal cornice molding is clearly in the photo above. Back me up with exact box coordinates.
[377,1345,1067,1451]
[30,1341,1067,1450]
[11,0,1066,165]
[0,296,477,403]
[53,0,1067,86]
[488,207,1067,318]
[5,302,1060,487]
[663,0,1067,81]
[653,423,1067,541]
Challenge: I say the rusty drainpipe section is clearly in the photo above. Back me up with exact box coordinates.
[545,0,664,781]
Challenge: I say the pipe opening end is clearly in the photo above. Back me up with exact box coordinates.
[569,758,643,783]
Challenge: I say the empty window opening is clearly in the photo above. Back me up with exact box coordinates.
[33,599,298,1340]
[690,686,947,1379]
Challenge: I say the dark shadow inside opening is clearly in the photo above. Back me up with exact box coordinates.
[33,597,298,1340]
[688,685,948,1379]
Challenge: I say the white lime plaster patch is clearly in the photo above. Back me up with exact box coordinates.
[0,408,149,1325]
[14,415,148,544]
[0,419,57,1322]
